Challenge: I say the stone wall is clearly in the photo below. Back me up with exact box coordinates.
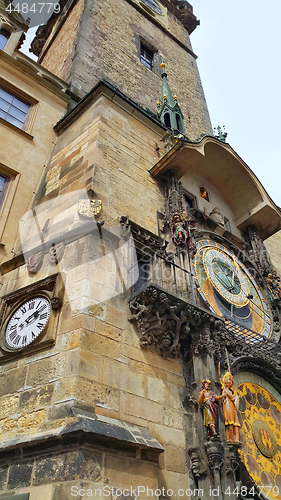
[40,0,212,140]
[0,90,190,498]
[265,230,281,276]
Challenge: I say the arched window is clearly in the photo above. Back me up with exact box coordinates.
[164,112,171,128]
[0,29,10,50]
[176,113,183,133]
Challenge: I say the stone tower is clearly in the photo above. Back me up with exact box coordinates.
[0,0,281,499]
[30,0,212,141]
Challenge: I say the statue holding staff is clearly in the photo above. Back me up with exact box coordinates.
[221,372,241,443]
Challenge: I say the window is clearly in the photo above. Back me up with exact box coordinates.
[140,43,154,71]
[0,174,9,209]
[0,29,10,51]
[134,252,151,292]
[200,186,209,202]
[0,87,30,130]
[184,192,197,210]
[164,112,171,128]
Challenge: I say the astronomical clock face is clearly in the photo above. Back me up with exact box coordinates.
[235,383,281,499]
[5,296,51,351]
[194,240,271,341]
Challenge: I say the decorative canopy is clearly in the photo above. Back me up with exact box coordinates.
[150,136,281,240]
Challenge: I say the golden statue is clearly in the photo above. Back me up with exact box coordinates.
[198,379,225,440]
[221,372,241,443]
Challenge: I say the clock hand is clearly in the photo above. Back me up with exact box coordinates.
[25,310,40,325]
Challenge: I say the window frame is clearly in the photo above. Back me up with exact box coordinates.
[199,186,210,202]
[0,79,36,134]
[0,163,19,245]
[183,190,197,211]
[0,28,11,51]
[140,43,154,71]
[0,173,10,209]
[0,87,31,131]
[139,39,160,75]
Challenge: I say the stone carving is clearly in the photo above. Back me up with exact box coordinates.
[221,372,241,444]
[189,322,223,359]
[265,272,281,302]
[164,171,197,253]
[159,130,178,154]
[205,439,223,473]
[26,250,43,273]
[50,296,62,310]
[188,447,208,479]
[245,225,273,276]
[129,285,218,357]
[120,216,168,256]
[198,380,225,440]
[209,207,224,226]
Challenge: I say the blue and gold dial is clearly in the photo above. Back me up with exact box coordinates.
[194,240,271,341]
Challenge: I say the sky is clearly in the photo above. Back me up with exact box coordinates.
[190,0,281,207]
[21,0,281,206]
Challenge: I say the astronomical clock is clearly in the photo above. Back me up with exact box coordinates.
[193,238,281,498]
[235,381,281,500]
[193,239,272,342]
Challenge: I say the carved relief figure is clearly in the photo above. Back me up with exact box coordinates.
[171,213,197,253]
[171,213,187,245]
[209,207,224,226]
[198,379,224,440]
[221,372,241,443]
[265,273,280,301]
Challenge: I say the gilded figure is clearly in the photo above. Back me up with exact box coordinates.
[221,372,241,443]
[198,379,224,440]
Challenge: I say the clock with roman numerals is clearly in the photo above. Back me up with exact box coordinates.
[5,296,51,351]
[193,240,272,342]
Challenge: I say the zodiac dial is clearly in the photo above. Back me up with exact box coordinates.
[235,382,281,500]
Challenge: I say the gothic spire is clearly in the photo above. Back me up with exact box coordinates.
[157,59,185,135]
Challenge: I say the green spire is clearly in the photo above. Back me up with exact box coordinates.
[157,59,185,135]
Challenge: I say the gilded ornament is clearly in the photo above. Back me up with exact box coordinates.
[78,198,102,218]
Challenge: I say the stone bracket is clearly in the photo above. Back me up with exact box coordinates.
[129,283,222,357]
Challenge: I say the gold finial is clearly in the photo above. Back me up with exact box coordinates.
[163,94,167,99]
[160,62,166,70]
[174,95,177,99]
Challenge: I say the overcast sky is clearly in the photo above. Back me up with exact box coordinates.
[21,0,281,206]
[191,0,281,207]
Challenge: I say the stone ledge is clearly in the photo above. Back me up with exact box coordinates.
[0,407,164,463]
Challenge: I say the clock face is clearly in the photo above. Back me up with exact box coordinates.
[235,382,281,500]
[140,0,162,14]
[5,296,51,351]
[193,240,271,341]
